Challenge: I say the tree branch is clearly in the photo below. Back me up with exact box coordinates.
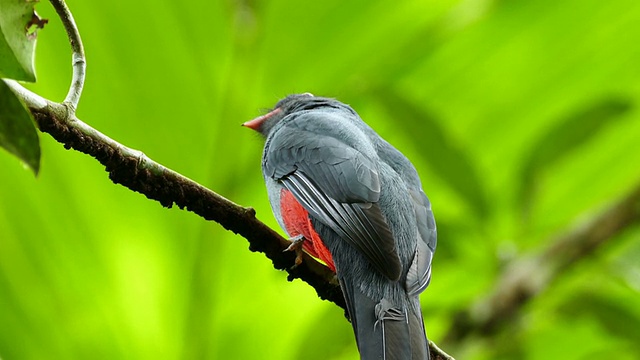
[49,0,85,111]
[444,181,640,344]
[28,97,344,301]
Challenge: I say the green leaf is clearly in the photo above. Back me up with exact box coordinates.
[374,90,489,219]
[519,97,632,218]
[0,79,40,174]
[0,0,47,82]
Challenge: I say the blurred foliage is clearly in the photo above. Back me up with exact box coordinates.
[1,0,640,359]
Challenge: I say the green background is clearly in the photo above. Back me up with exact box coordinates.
[2,0,640,359]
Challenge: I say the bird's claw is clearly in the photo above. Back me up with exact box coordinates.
[284,234,305,268]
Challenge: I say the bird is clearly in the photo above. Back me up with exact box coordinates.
[243,93,436,360]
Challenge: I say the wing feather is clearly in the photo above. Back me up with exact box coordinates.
[265,116,401,281]
[285,172,401,280]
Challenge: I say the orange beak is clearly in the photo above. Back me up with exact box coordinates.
[242,108,282,131]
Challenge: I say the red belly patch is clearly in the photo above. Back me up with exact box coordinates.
[280,189,336,272]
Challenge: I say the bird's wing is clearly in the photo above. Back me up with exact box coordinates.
[373,141,436,295]
[264,115,402,281]
[405,189,437,296]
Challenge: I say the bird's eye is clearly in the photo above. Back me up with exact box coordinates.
[302,92,314,97]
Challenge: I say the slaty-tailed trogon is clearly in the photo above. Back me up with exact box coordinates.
[243,94,436,360]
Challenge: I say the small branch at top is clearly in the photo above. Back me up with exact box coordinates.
[49,0,86,112]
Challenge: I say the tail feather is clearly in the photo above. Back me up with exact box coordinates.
[340,278,430,360]
[406,298,429,360]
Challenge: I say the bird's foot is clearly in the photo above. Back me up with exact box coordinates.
[284,234,306,268]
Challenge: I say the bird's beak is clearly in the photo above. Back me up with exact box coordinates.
[242,107,282,131]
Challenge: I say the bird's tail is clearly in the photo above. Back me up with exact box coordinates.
[340,278,429,360]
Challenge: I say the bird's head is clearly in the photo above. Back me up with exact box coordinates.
[242,93,352,136]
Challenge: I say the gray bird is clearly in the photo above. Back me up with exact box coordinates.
[243,93,436,360]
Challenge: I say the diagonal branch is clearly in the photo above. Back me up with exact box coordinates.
[444,181,640,344]
[29,97,344,305]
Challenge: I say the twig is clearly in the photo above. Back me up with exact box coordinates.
[5,82,345,311]
[49,0,86,111]
[429,340,456,360]
[30,97,344,301]
[444,182,640,344]
[4,79,47,109]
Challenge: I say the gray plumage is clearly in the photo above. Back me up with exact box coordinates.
[250,94,436,360]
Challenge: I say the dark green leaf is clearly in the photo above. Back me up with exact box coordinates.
[0,79,40,174]
[0,0,46,82]
[518,97,632,217]
[374,90,489,218]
